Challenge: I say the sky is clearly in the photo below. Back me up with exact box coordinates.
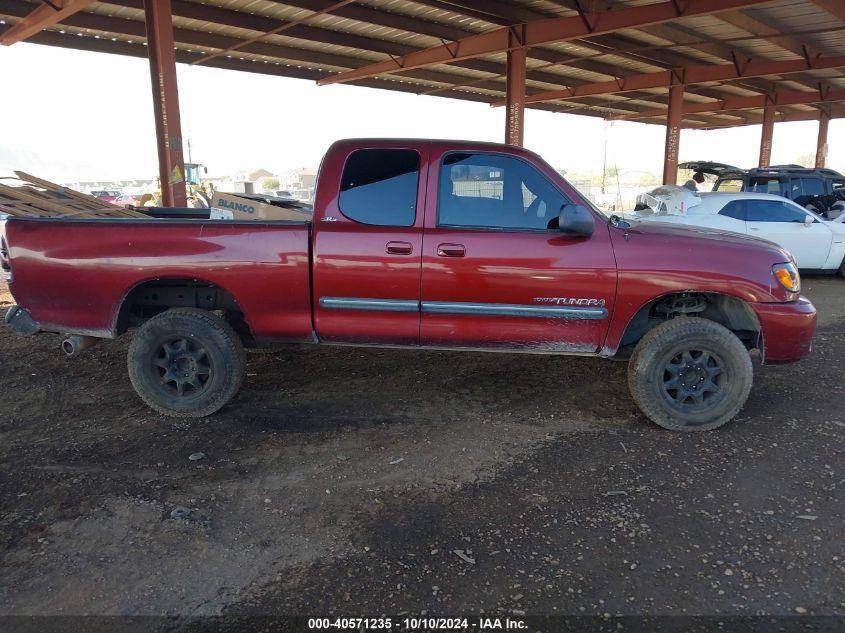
[0,42,842,183]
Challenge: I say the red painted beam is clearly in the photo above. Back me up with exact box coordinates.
[1,0,97,46]
[683,105,845,129]
[759,106,775,168]
[811,0,845,21]
[144,0,187,208]
[609,88,845,120]
[316,0,774,86]
[663,82,684,185]
[505,37,526,146]
[492,54,845,107]
[816,110,830,168]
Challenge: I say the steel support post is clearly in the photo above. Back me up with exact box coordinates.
[144,0,187,207]
[505,44,526,146]
[662,80,684,185]
[759,105,775,168]
[815,109,830,168]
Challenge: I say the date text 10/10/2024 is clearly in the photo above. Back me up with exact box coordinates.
[307,617,527,630]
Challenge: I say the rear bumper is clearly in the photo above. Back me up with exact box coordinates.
[752,297,817,364]
[4,305,40,336]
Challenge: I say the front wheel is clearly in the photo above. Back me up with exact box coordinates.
[128,308,246,417]
[627,317,753,432]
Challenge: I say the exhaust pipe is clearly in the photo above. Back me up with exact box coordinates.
[61,335,99,357]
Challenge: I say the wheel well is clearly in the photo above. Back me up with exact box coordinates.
[116,279,254,345]
[617,292,761,357]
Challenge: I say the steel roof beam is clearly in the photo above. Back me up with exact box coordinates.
[811,0,845,22]
[610,88,845,120]
[21,28,613,118]
[191,0,358,67]
[622,21,815,96]
[98,0,595,89]
[0,0,96,45]
[1,0,661,114]
[0,1,554,97]
[280,0,478,42]
[716,10,812,58]
[713,10,842,95]
[410,0,545,26]
[316,0,776,86]
[491,54,845,106]
[682,104,845,129]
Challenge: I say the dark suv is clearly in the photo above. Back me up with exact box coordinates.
[680,161,845,208]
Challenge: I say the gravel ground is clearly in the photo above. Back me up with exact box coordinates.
[0,275,842,629]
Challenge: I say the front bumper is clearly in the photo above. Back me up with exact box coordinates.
[752,297,817,364]
[4,305,40,336]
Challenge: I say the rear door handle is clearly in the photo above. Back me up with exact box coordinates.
[386,241,413,255]
[437,243,466,257]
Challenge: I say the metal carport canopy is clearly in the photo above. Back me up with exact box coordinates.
[2,0,844,196]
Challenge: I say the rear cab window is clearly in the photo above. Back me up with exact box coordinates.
[339,149,420,226]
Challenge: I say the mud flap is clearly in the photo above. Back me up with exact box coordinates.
[4,305,40,336]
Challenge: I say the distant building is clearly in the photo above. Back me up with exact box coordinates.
[231,168,277,193]
[281,167,318,202]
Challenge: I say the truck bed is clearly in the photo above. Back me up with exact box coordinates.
[4,217,314,342]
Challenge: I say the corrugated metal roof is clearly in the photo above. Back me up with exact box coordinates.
[1,0,844,127]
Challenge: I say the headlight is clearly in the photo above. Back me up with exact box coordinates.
[772,262,800,293]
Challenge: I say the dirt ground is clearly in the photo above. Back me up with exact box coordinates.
[0,275,842,625]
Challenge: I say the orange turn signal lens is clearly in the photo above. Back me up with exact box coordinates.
[773,262,800,293]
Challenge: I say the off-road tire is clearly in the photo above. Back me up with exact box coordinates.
[839,256,845,279]
[128,308,246,417]
[627,317,753,432]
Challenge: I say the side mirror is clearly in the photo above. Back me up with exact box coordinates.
[804,214,814,226]
[558,203,595,236]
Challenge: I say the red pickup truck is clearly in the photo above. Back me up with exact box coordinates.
[3,139,817,431]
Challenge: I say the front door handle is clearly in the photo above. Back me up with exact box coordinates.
[437,243,466,257]
[386,241,413,255]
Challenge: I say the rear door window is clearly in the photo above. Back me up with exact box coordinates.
[339,149,420,226]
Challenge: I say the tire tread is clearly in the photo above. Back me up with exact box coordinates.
[627,316,753,432]
[127,308,246,418]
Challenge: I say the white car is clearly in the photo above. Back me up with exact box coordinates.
[634,191,845,275]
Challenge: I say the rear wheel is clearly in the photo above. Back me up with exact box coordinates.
[627,317,752,431]
[128,308,245,417]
